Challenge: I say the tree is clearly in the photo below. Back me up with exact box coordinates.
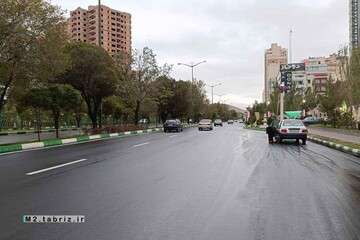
[319,79,345,127]
[302,88,318,112]
[151,76,175,123]
[0,0,64,114]
[116,47,169,125]
[62,43,117,128]
[102,96,125,124]
[350,48,360,106]
[284,87,303,111]
[191,80,208,122]
[22,84,81,138]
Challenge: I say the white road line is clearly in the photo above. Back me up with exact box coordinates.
[169,135,178,138]
[26,159,88,176]
[132,142,150,148]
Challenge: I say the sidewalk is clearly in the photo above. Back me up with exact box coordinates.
[308,126,360,144]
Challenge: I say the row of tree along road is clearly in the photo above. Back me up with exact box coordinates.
[0,0,239,139]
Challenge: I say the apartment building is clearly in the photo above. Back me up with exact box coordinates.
[68,5,132,55]
[264,43,288,102]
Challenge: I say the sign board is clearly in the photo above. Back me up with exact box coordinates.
[284,111,302,119]
[280,63,305,92]
[280,63,305,72]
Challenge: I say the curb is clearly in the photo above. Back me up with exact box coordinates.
[0,128,164,154]
[308,136,360,158]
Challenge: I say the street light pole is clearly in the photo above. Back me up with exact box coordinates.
[209,83,222,104]
[178,61,207,83]
[280,29,293,121]
[178,61,207,121]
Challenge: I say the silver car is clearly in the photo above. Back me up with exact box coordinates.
[198,119,213,131]
[275,119,308,145]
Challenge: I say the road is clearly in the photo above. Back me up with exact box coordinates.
[1,125,360,240]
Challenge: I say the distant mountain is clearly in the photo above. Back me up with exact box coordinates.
[225,104,247,113]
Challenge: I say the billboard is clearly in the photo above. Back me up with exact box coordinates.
[280,63,305,91]
[280,63,305,72]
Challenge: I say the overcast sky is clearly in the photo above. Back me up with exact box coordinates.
[52,0,348,108]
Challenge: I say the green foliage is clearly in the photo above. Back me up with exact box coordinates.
[22,84,81,137]
[350,48,360,105]
[102,96,125,124]
[0,0,65,113]
[319,79,346,127]
[62,42,117,128]
[247,101,267,124]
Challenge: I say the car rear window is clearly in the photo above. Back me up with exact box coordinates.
[283,120,304,127]
[200,120,211,124]
[166,120,177,123]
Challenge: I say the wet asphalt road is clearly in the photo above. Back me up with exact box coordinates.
[0,125,360,240]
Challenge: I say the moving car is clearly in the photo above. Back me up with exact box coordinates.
[198,119,213,131]
[138,118,148,124]
[214,119,223,127]
[227,120,234,124]
[164,119,183,132]
[275,119,308,145]
[302,116,321,125]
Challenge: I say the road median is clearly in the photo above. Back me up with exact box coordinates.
[0,123,196,154]
[0,128,163,154]
[308,135,360,158]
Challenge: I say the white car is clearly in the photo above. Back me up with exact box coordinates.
[275,119,308,145]
[198,119,213,131]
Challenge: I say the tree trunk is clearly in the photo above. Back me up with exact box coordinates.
[84,98,98,129]
[134,100,141,125]
[98,100,103,128]
[75,114,81,128]
[35,109,41,142]
[53,110,60,139]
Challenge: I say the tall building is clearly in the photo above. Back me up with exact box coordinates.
[304,57,332,95]
[264,43,288,102]
[67,5,132,55]
[350,0,359,48]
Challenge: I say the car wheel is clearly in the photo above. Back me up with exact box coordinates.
[198,128,202,131]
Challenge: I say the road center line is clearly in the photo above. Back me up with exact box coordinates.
[132,142,150,148]
[26,159,88,176]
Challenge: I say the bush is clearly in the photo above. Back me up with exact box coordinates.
[337,112,354,128]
